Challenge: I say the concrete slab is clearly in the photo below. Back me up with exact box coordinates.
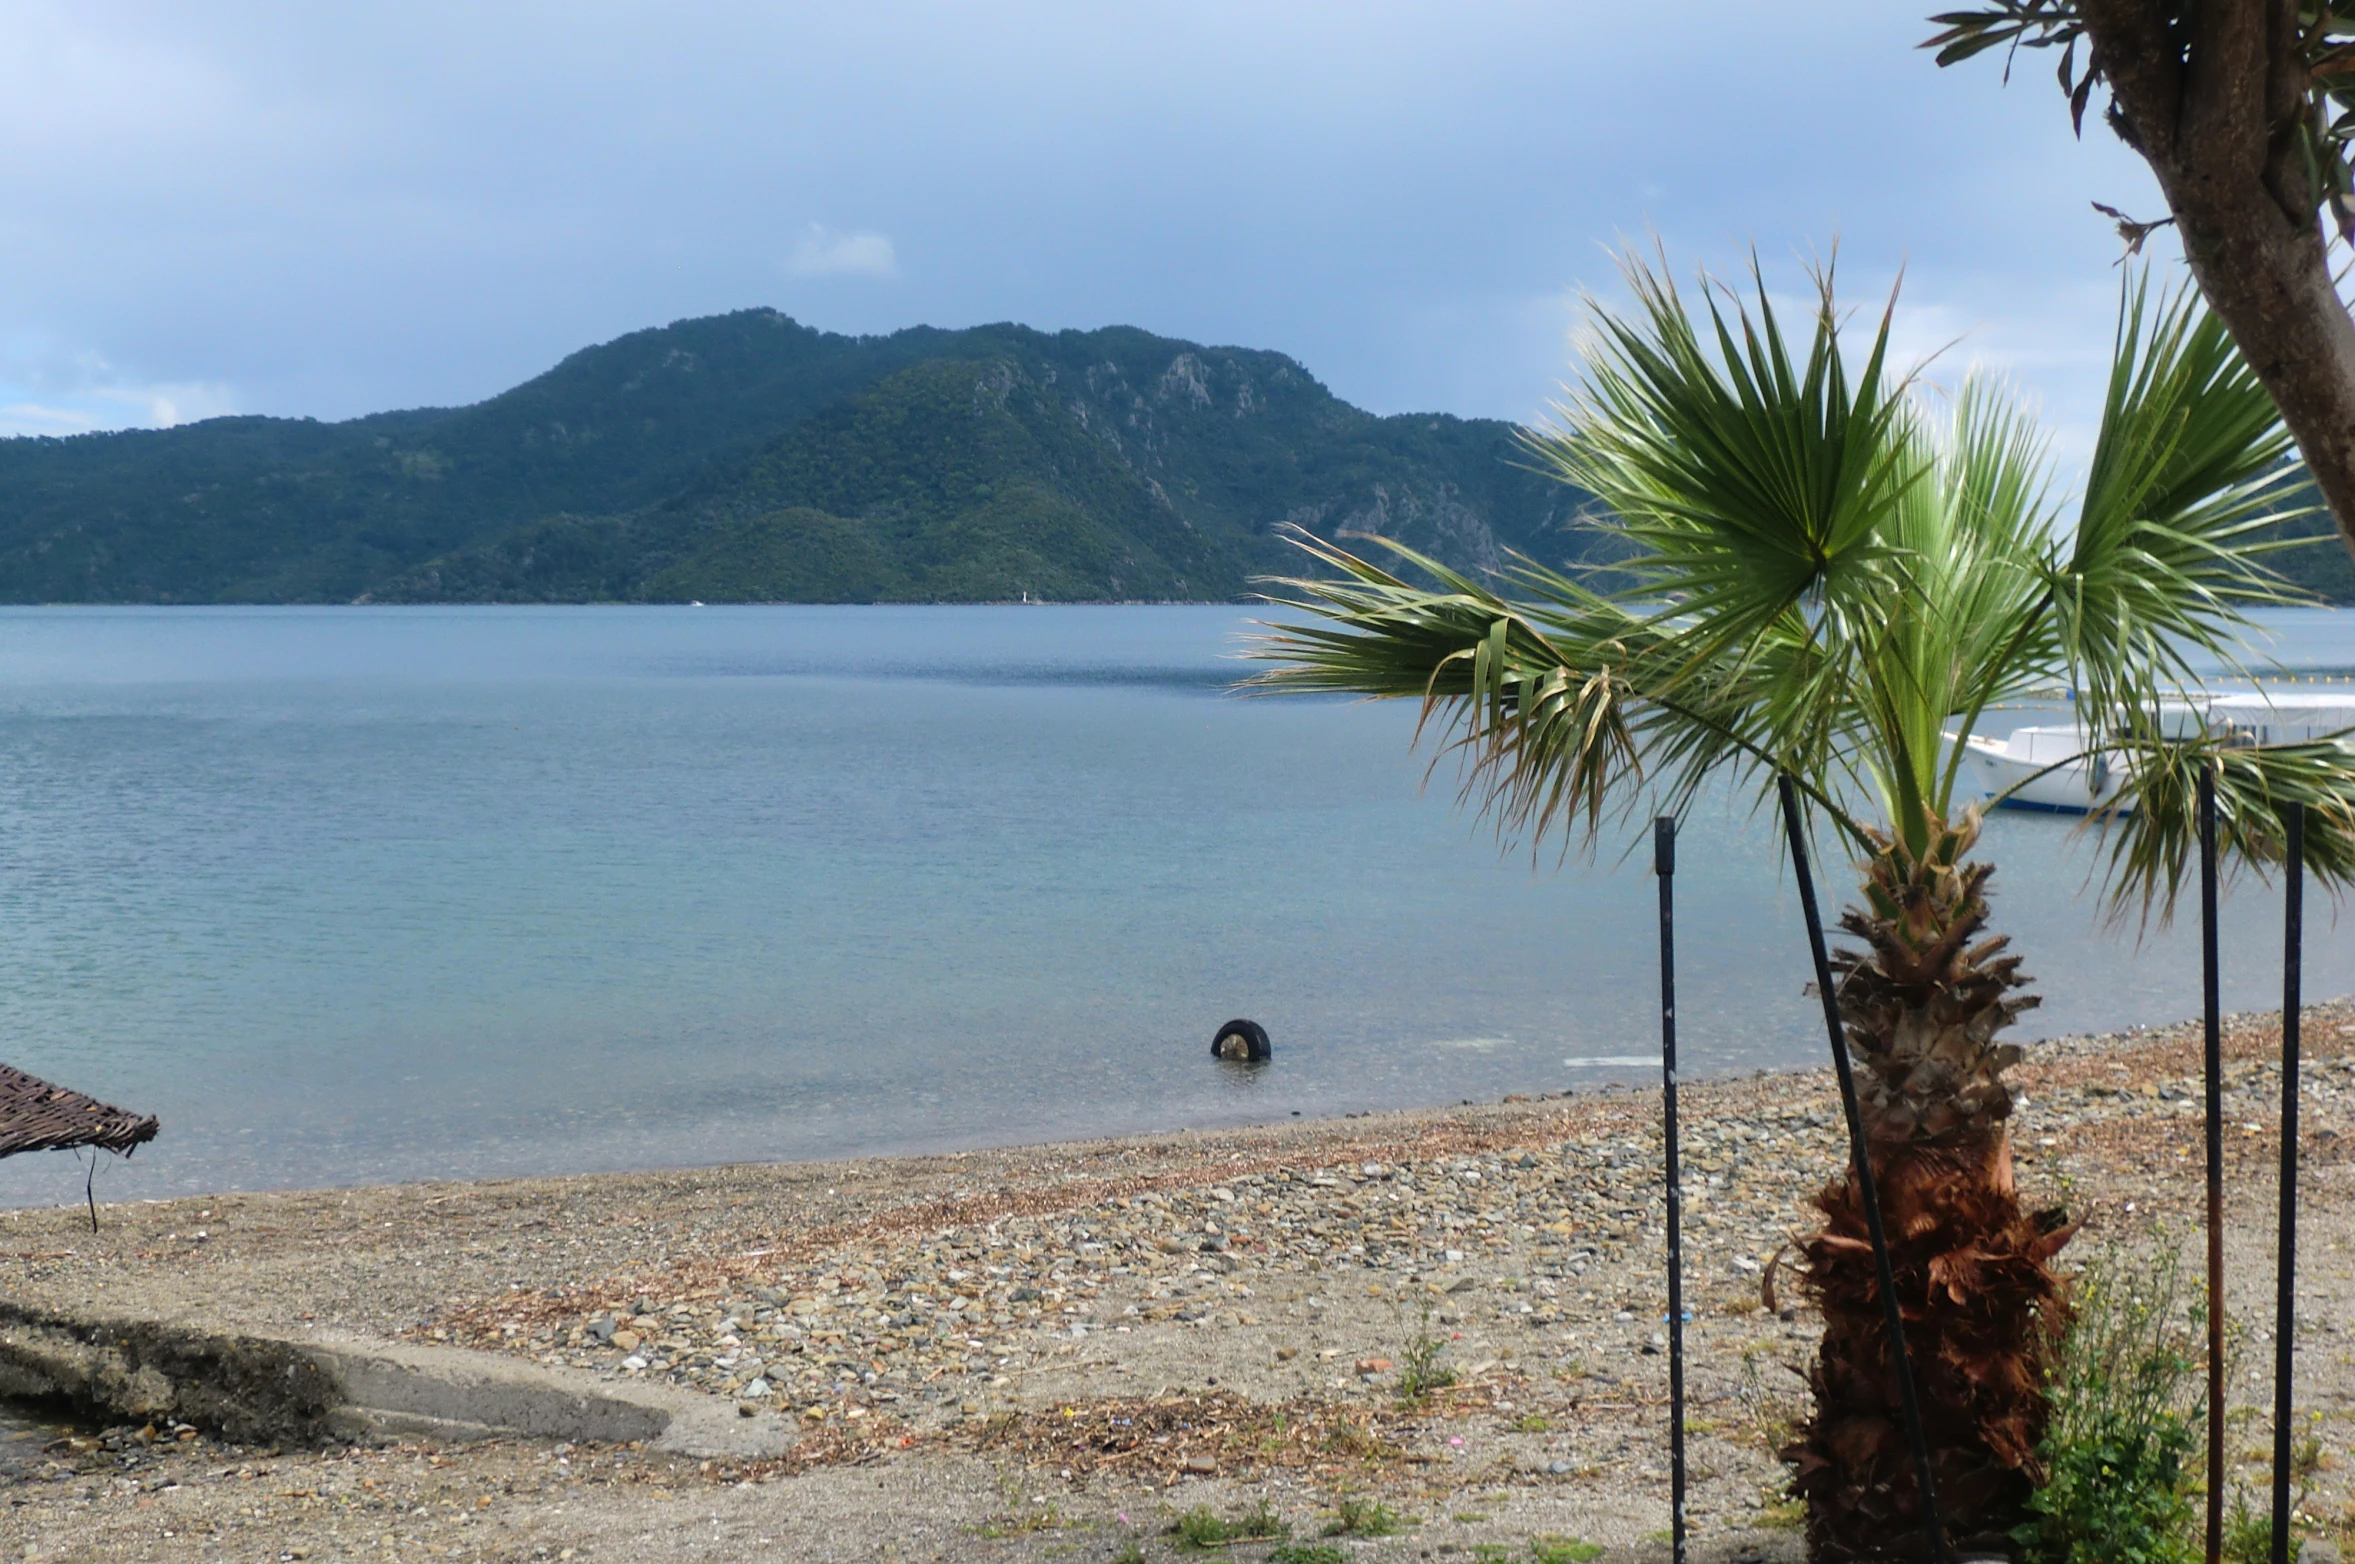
[0,1300,792,1456]
[305,1335,795,1457]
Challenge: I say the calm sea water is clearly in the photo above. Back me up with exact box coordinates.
[0,605,2345,1209]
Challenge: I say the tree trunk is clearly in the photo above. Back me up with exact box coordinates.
[2173,220,2355,547]
[1783,817,2076,1560]
[1792,1126,2071,1558]
[2078,0,2355,553]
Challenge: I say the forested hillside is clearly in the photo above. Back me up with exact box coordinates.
[2253,483,2355,606]
[0,311,1606,603]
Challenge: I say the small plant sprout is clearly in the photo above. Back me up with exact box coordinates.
[1323,1491,1405,1537]
[1528,1540,1606,1564]
[1232,1496,1289,1540]
[1266,1546,1348,1564]
[1395,1299,1457,1406]
[1171,1506,1231,1549]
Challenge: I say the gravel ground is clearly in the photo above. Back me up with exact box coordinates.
[2,1003,2351,1562]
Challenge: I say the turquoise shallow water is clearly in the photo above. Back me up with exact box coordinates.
[0,604,2345,1209]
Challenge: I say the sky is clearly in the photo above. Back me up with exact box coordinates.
[0,2,2173,452]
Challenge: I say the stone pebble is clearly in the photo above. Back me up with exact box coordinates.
[450,1098,1865,1423]
[445,1032,2355,1435]
[414,1004,2355,1541]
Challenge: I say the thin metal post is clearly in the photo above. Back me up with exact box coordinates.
[1776,776,1949,1563]
[2202,766,2225,1564]
[1654,815,1686,1564]
[2272,800,2304,1564]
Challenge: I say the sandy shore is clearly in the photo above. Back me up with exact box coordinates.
[1,1004,2352,1562]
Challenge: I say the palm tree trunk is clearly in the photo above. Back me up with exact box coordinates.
[1784,817,2078,1560]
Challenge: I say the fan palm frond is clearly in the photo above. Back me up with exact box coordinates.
[2058,274,2310,742]
[1252,252,2352,917]
[1252,241,2355,1560]
[2094,733,2355,925]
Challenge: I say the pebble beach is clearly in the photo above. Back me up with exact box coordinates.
[2,1004,2352,1562]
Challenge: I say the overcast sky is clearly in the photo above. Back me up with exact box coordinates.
[1,2,2172,450]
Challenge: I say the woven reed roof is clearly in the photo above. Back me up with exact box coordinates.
[0,1062,158,1159]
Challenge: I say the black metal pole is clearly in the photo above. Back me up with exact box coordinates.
[1777,776,1949,1563]
[2272,800,2304,1564]
[1655,815,1686,1564]
[2202,766,2225,1564]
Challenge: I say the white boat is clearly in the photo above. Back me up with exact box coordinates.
[1960,722,2132,813]
[1957,692,2355,815]
[2203,691,2355,744]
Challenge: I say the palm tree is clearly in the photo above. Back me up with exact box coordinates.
[1250,255,2355,1560]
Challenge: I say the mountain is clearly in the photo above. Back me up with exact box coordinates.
[0,311,1603,604]
[2250,479,2355,606]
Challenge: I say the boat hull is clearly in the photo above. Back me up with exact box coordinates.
[1961,730,2124,816]
[1961,693,2355,815]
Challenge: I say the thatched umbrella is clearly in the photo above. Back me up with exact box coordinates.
[0,1062,158,1229]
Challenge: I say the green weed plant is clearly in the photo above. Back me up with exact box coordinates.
[1232,1497,1289,1540]
[1171,1497,1289,1551]
[2221,1489,2275,1564]
[2015,1242,2203,1564]
[1528,1540,1605,1564]
[1323,1492,1405,1537]
[1171,1506,1231,1549]
[1472,1541,1604,1564]
[2220,1426,2327,1564]
[1266,1547,1348,1564]
[1395,1300,1457,1406]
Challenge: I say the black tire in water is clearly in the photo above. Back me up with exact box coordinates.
[1211,1019,1271,1062]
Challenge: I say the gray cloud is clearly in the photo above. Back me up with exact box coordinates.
[0,0,2171,449]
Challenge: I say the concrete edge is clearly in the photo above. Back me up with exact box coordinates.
[303,1335,796,1458]
[0,1301,793,1456]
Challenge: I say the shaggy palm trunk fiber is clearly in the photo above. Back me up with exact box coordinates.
[1784,813,2077,1561]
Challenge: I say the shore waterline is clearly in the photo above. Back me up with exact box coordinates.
[0,603,2346,1208]
[0,1002,2343,1558]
